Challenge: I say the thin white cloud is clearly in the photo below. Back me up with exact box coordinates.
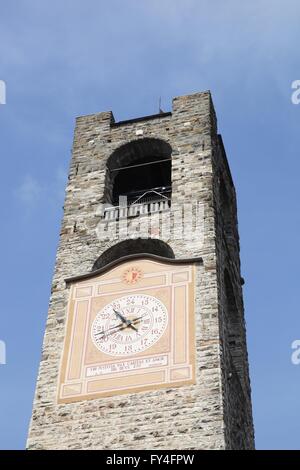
[15,175,42,207]
[14,168,67,212]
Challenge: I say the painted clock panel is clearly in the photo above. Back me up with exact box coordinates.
[58,258,196,403]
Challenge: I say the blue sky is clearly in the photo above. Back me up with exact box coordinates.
[0,0,299,450]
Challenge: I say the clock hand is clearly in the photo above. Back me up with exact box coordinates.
[128,323,138,332]
[96,309,144,341]
[113,308,138,332]
[95,321,125,337]
[131,312,150,323]
[113,309,128,324]
[96,315,140,339]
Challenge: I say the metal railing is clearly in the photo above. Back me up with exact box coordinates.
[102,188,171,221]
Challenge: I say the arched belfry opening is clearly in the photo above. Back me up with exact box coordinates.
[92,238,175,271]
[105,138,172,206]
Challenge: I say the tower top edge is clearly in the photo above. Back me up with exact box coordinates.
[74,89,214,124]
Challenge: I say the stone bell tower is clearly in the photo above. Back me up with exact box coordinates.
[27,91,254,450]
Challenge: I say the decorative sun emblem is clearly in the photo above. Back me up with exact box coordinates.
[122,267,143,285]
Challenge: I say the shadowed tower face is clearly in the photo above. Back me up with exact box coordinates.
[27,91,254,450]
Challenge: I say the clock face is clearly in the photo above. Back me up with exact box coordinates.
[91,294,168,356]
[58,258,196,403]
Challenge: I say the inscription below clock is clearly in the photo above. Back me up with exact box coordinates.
[91,294,168,356]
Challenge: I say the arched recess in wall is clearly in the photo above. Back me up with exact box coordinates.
[224,268,246,387]
[92,238,175,271]
[105,138,172,205]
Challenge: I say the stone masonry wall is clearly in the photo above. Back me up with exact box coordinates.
[27,91,254,449]
[212,135,255,448]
